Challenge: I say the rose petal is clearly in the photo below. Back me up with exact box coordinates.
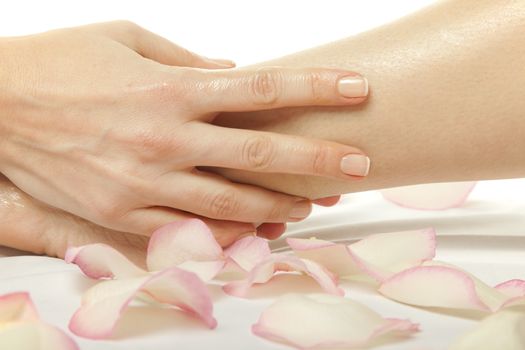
[494,279,525,298]
[0,292,39,323]
[65,244,145,279]
[224,236,271,272]
[381,182,476,210]
[69,267,216,339]
[379,262,522,312]
[287,238,363,278]
[0,292,78,350]
[449,307,525,350]
[175,260,226,282]
[0,322,79,350]
[147,219,223,273]
[495,280,525,309]
[349,228,436,281]
[223,255,343,297]
[252,293,418,350]
[287,228,436,282]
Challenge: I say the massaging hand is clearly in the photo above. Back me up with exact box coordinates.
[0,21,368,237]
[0,174,148,264]
[0,175,344,264]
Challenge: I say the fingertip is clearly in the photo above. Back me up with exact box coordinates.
[340,153,371,177]
[256,223,286,240]
[287,199,312,222]
[337,75,369,100]
[313,196,341,207]
[339,96,369,106]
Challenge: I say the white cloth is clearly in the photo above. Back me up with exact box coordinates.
[1,179,524,349]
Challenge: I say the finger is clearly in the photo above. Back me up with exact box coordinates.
[313,196,341,207]
[121,207,256,247]
[187,123,371,179]
[150,170,313,223]
[96,21,235,68]
[256,223,287,240]
[184,66,368,113]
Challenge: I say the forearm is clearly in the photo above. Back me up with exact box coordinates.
[214,0,525,198]
[0,39,8,149]
[0,38,19,156]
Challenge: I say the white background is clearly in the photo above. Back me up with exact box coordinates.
[1,0,436,66]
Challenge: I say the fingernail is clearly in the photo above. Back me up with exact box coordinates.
[289,200,312,220]
[238,231,257,240]
[209,58,236,67]
[340,154,370,176]
[337,76,368,98]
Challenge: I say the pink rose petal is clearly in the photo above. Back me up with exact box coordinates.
[223,254,343,297]
[381,182,476,210]
[449,307,525,350]
[379,262,523,312]
[224,236,271,272]
[287,228,436,282]
[495,280,525,309]
[69,267,216,339]
[0,292,39,323]
[0,292,78,350]
[349,228,436,281]
[174,260,226,282]
[494,279,525,298]
[252,293,418,350]
[0,322,79,350]
[65,244,145,279]
[147,219,224,277]
[287,238,363,278]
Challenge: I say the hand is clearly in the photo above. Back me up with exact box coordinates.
[0,175,147,265]
[0,21,369,237]
[0,176,341,263]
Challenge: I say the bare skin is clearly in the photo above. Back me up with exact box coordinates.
[0,174,343,260]
[0,21,369,240]
[0,174,259,264]
[0,174,144,265]
[214,0,525,199]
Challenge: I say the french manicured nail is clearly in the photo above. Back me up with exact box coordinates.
[340,154,370,176]
[337,76,369,98]
[289,200,312,220]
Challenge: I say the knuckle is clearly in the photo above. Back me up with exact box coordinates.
[207,190,240,218]
[152,69,196,105]
[311,145,330,175]
[242,135,275,170]
[306,71,325,103]
[267,201,289,221]
[249,67,282,105]
[91,197,125,224]
[112,128,186,161]
[132,130,170,156]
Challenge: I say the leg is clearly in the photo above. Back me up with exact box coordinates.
[214,0,525,198]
